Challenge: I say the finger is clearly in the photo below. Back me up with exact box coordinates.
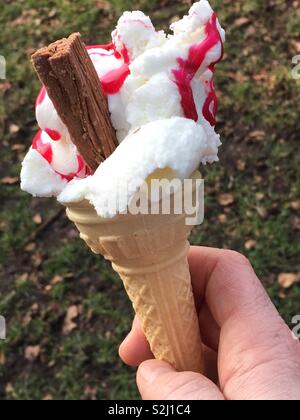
[120,316,219,383]
[137,359,224,400]
[198,302,220,352]
[188,246,284,328]
[202,345,218,384]
[119,314,219,367]
[119,317,153,367]
[120,302,220,367]
[121,248,257,356]
[119,248,222,368]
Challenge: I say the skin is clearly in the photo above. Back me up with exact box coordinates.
[119,247,300,400]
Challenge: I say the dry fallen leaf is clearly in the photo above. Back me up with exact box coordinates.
[254,175,263,184]
[9,10,36,28]
[25,345,41,362]
[290,200,300,210]
[5,383,14,394]
[33,214,42,225]
[63,305,79,335]
[0,219,7,230]
[218,193,235,207]
[256,206,268,219]
[1,177,19,185]
[25,242,36,252]
[234,17,251,27]
[218,214,228,224]
[278,273,300,289]
[48,9,58,18]
[249,130,265,141]
[51,275,64,285]
[291,216,300,230]
[84,386,98,399]
[11,144,25,152]
[29,273,39,284]
[227,71,248,82]
[9,124,20,134]
[77,305,84,315]
[278,290,286,300]
[16,273,29,286]
[48,360,55,368]
[96,0,111,11]
[237,159,246,171]
[290,39,300,53]
[0,352,5,365]
[293,1,299,9]
[246,25,256,37]
[22,311,32,327]
[253,71,269,82]
[86,308,93,322]
[245,240,257,251]
[43,394,54,401]
[256,193,265,201]
[0,81,12,92]
[31,253,42,268]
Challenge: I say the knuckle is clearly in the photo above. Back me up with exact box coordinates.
[160,372,203,400]
[223,352,300,400]
[224,250,252,268]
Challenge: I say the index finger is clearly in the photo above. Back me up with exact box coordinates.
[188,246,280,328]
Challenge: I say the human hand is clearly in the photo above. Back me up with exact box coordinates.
[119,247,300,400]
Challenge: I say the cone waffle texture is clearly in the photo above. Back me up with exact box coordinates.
[65,173,204,373]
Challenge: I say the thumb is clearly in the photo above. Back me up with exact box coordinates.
[137,360,224,400]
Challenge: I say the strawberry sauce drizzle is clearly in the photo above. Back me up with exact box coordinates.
[32,130,53,164]
[61,156,87,182]
[83,43,132,95]
[100,64,131,95]
[86,43,114,51]
[45,128,61,141]
[32,16,224,184]
[35,86,47,107]
[98,40,131,95]
[172,13,224,126]
[32,130,90,181]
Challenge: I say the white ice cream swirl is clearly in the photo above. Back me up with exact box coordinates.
[21,0,225,217]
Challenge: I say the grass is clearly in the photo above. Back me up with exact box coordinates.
[0,0,299,400]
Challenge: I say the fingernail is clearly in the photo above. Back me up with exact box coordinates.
[138,360,173,385]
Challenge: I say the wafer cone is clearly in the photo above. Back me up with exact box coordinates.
[65,172,204,373]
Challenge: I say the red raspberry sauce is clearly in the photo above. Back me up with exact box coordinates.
[172,13,224,126]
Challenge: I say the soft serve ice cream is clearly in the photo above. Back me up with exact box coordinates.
[21,0,225,217]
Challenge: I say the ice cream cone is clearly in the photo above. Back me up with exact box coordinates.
[65,172,204,373]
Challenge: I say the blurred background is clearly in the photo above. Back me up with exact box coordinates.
[0,0,299,400]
